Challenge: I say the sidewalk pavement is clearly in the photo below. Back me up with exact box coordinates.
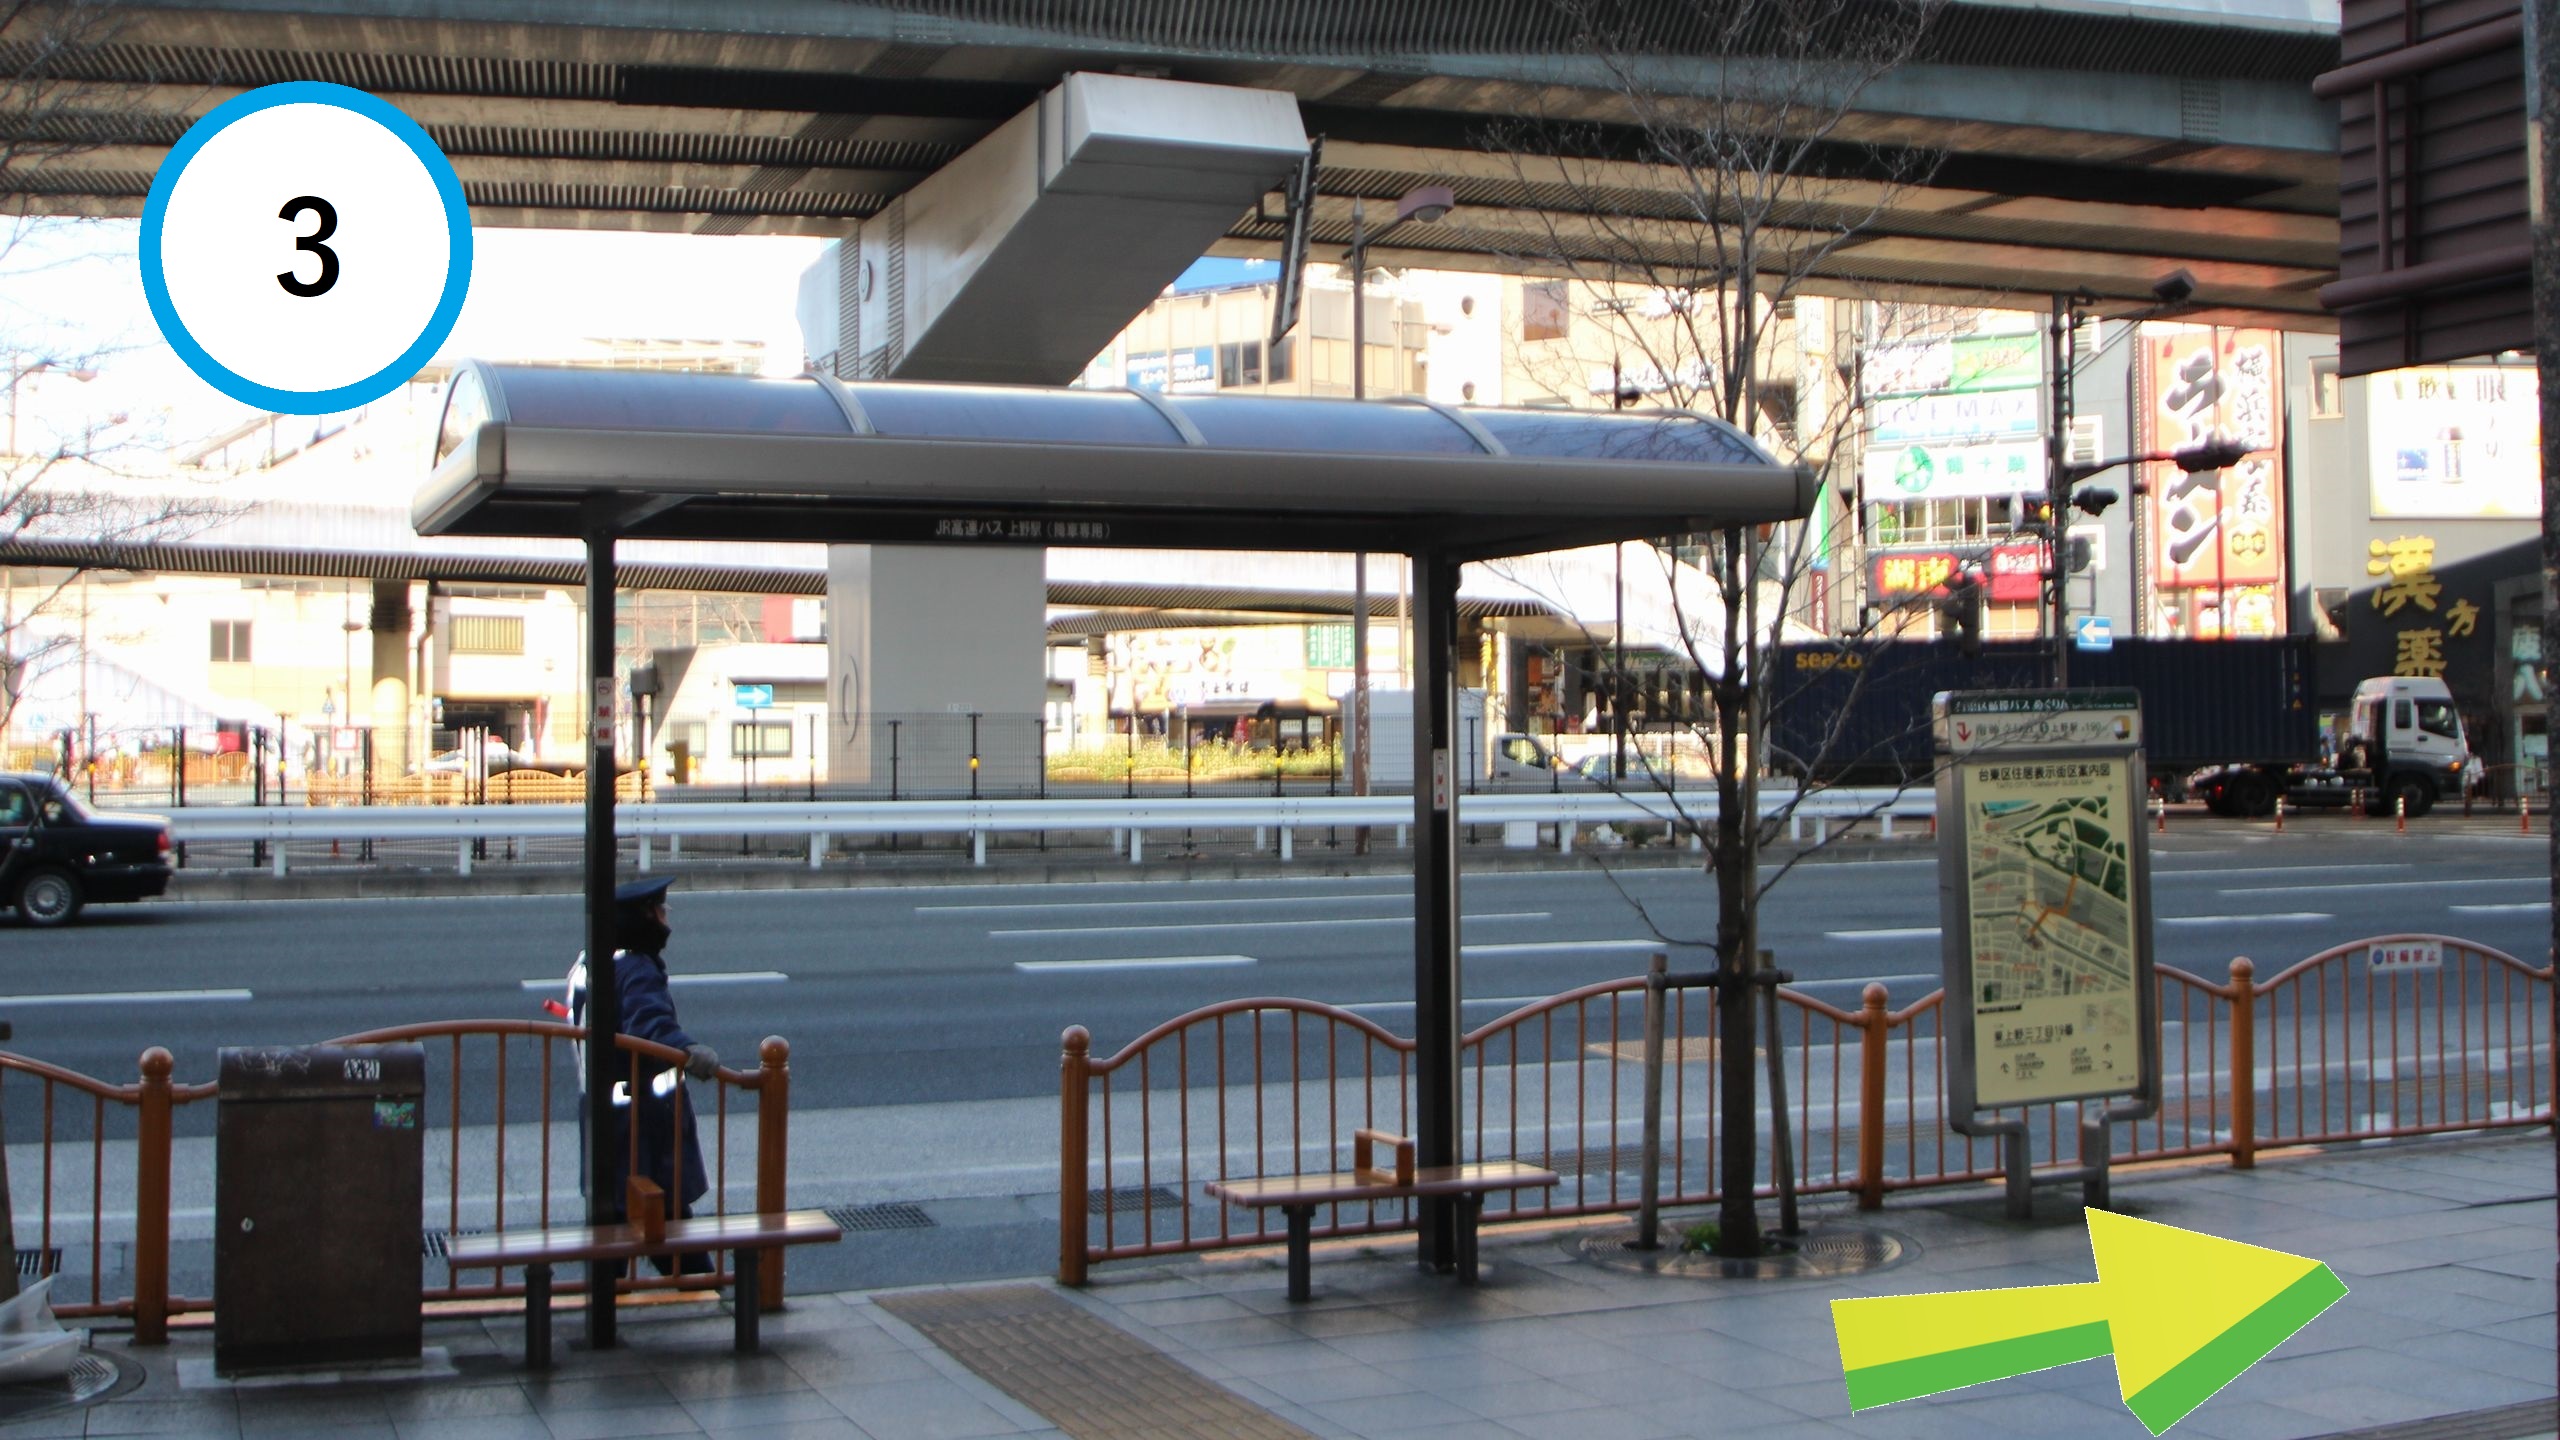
[7,1131,2551,1440]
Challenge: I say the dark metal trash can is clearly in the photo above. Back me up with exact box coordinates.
[215,1044,425,1374]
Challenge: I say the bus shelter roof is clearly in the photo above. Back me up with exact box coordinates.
[413,363,1815,560]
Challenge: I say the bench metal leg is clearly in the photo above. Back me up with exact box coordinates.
[733,1249,762,1353]
[1283,1206,1314,1303]
[525,1262,553,1370]
[1455,1198,1484,1286]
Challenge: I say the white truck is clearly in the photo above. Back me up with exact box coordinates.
[1343,689,1560,789]
[2189,674,2479,818]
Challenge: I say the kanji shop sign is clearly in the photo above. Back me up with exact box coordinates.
[2367,533,2481,680]
[1870,541,2042,602]
[2144,329,2287,636]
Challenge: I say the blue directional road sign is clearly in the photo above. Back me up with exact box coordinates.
[2073,616,2115,651]
[733,683,774,709]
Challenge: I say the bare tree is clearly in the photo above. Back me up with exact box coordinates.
[1479,0,1948,1256]
[0,2,233,738]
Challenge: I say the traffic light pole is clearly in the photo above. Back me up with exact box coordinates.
[2045,291,2082,688]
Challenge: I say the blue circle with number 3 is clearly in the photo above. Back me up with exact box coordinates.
[140,80,472,414]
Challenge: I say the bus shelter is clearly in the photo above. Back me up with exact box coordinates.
[414,362,1813,1342]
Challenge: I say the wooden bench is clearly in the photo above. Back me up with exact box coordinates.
[446,1198,841,1368]
[1204,1130,1560,1301]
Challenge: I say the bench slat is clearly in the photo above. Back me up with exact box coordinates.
[1206,1161,1558,1209]
[446,1209,841,1268]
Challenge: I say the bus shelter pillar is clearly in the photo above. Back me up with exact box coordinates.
[581,513,622,1351]
[1412,549,1464,1273]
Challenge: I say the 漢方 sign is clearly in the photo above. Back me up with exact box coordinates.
[1935,689,2159,1127]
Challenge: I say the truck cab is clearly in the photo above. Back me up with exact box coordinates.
[2341,675,2473,818]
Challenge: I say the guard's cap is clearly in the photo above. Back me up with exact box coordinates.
[613,877,673,909]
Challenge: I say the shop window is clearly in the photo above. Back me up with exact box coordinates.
[1523,280,1570,342]
[731,721,793,758]
[1218,340,1263,387]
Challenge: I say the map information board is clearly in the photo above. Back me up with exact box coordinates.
[1959,756,2141,1106]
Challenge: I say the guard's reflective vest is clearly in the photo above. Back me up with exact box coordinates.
[561,953,675,1105]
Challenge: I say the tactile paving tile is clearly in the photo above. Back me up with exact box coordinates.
[878,1284,1315,1440]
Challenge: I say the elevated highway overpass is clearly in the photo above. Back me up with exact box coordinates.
[14,0,2341,326]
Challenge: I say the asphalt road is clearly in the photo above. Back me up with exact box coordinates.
[8,823,2550,1117]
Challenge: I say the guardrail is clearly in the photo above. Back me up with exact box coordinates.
[1059,934,2554,1280]
[0,1024,790,1341]
[167,786,1936,875]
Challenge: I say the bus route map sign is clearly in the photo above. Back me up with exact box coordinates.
[1934,690,2159,1116]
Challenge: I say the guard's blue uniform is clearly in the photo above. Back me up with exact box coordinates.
[607,946,710,1209]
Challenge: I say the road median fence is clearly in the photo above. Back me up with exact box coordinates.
[154,786,1934,877]
[0,1023,791,1342]
[1059,933,2553,1282]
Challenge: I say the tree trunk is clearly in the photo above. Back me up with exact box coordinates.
[1714,525,1761,1256]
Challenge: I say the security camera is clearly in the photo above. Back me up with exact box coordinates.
[2149,269,2197,308]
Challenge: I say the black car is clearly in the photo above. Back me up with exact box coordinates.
[0,774,173,926]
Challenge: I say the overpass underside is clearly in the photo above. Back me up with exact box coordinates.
[7,0,2340,328]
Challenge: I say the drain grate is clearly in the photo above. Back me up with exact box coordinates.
[823,1202,935,1232]
[420,1229,489,1261]
[0,1347,141,1422]
[1089,1184,1187,1212]
[12,1249,58,1278]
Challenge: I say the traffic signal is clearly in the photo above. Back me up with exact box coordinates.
[1938,573,1984,655]
[2172,435,2252,472]
[2066,535,2094,574]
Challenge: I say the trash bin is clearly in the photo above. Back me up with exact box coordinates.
[215,1043,425,1374]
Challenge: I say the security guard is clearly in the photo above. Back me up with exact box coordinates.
[570,878,718,1268]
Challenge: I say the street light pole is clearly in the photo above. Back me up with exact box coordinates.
[1344,184,1454,846]
[1351,198,1371,851]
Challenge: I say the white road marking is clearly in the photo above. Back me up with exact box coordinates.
[0,989,251,1006]
[1343,995,1563,1013]
[1462,939,1666,955]
[2157,864,2410,880]
[923,894,1404,914]
[2218,876,2539,895]
[1823,927,1941,941]
[2158,913,2331,925]
[988,912,1547,938]
[2450,901,2552,914]
[1789,973,1940,994]
[1014,955,1258,973]
[516,971,787,991]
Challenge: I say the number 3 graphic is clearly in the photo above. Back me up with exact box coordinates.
[277,195,339,297]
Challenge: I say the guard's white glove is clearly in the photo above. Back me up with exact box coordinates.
[683,1044,720,1081]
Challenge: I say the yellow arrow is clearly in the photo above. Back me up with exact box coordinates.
[1831,1211,2346,1435]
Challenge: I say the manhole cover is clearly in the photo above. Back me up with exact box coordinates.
[1568,1222,1910,1280]
[0,1348,142,1422]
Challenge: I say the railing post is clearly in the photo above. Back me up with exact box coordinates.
[1059,1027,1090,1286]
[133,1047,175,1345]
[1857,983,1889,1210]
[2228,958,2256,1170]
[754,1037,790,1308]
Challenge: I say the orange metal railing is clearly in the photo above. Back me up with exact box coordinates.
[1062,935,2554,1280]
[0,1024,789,1341]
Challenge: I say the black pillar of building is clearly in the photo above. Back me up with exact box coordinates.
[581,511,622,1350]
[1410,549,1463,1272]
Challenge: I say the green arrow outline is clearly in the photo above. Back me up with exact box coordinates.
[2124,1263,2349,1434]
[1844,1319,2114,1411]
